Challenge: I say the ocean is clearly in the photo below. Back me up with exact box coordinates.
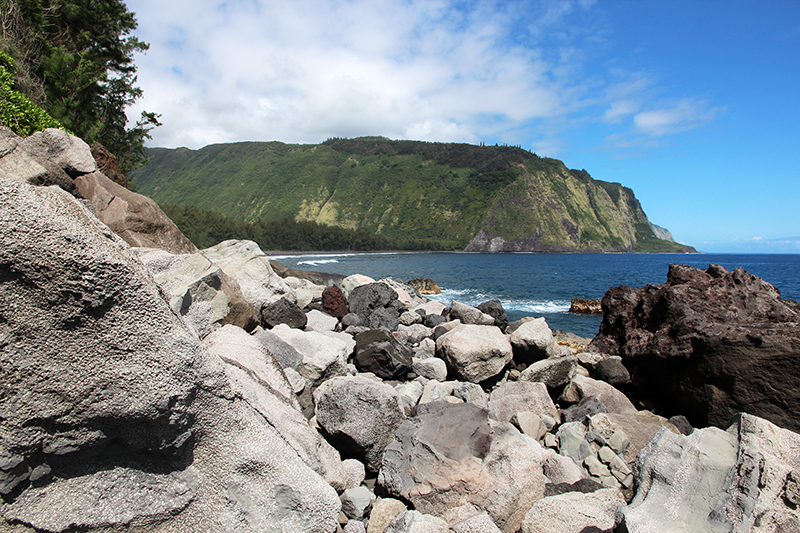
[271,252,800,338]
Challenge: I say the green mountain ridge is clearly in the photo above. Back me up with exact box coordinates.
[131,137,695,253]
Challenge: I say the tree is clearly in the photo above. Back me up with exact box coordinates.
[0,0,159,172]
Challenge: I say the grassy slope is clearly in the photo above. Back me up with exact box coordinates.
[132,138,693,252]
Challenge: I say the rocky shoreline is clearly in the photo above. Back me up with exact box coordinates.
[2,128,799,532]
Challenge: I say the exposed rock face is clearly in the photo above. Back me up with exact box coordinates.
[569,297,602,315]
[75,171,199,254]
[520,487,625,533]
[0,180,341,531]
[591,263,800,431]
[407,277,441,295]
[619,413,800,532]
[91,142,126,187]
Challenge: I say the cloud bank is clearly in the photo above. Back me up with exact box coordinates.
[126,0,720,154]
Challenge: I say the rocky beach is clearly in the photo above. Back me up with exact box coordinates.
[2,128,800,532]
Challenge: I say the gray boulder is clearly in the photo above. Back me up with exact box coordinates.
[436,324,513,383]
[385,510,448,533]
[509,317,560,363]
[252,327,304,370]
[449,300,496,326]
[348,282,402,322]
[488,381,559,423]
[620,413,800,532]
[0,180,341,532]
[476,300,509,330]
[313,376,406,473]
[518,354,578,387]
[135,248,258,338]
[202,240,296,316]
[561,375,638,415]
[378,402,545,531]
[271,324,349,385]
[520,487,625,533]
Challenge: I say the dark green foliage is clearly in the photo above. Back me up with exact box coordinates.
[160,204,455,252]
[0,50,63,135]
[135,138,685,253]
[0,0,159,172]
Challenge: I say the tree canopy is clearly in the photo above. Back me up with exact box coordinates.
[0,0,158,172]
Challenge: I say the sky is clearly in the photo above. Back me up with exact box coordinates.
[124,0,800,253]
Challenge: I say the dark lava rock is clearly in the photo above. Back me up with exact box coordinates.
[261,298,308,329]
[367,307,400,331]
[355,329,413,380]
[561,396,608,423]
[423,313,446,328]
[477,299,509,330]
[348,283,400,322]
[322,285,349,318]
[591,263,800,432]
[593,357,632,387]
[544,478,605,497]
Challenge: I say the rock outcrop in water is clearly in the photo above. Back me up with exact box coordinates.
[591,263,800,432]
[1,128,797,532]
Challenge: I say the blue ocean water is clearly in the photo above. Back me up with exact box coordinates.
[272,252,800,338]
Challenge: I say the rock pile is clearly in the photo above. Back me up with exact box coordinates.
[2,128,799,532]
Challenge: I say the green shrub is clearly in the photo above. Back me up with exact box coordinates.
[0,51,64,136]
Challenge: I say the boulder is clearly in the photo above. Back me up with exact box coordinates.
[561,375,638,415]
[341,274,376,298]
[355,329,413,380]
[509,318,560,363]
[520,487,625,533]
[379,277,428,308]
[134,248,229,338]
[591,263,800,432]
[75,171,198,254]
[450,512,503,533]
[518,355,577,388]
[283,276,321,309]
[313,376,406,473]
[202,240,296,317]
[91,141,126,187]
[476,299,510,330]
[367,498,408,533]
[203,325,346,491]
[449,300,496,326]
[0,180,341,531]
[261,297,308,329]
[384,510,448,533]
[407,277,441,295]
[340,486,374,520]
[305,309,339,332]
[568,297,602,315]
[593,356,632,386]
[348,282,404,323]
[488,381,559,423]
[252,328,304,370]
[587,411,680,464]
[342,458,366,490]
[436,324,513,383]
[322,284,349,318]
[412,357,448,382]
[378,402,545,531]
[270,324,349,385]
[619,413,800,532]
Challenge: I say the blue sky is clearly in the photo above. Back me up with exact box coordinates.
[125,0,800,252]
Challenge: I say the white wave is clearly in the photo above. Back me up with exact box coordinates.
[428,287,570,315]
[297,259,340,266]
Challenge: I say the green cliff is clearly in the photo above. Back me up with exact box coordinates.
[131,137,695,253]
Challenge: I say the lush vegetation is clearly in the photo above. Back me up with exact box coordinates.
[133,138,692,253]
[161,204,451,252]
[0,0,158,172]
[0,50,63,135]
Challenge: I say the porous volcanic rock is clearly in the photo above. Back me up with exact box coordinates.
[569,298,602,315]
[0,180,341,532]
[436,324,513,383]
[407,277,442,295]
[322,284,349,318]
[619,413,800,532]
[355,329,413,380]
[591,263,800,431]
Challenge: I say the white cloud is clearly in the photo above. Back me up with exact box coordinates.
[633,99,722,137]
[124,0,720,151]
